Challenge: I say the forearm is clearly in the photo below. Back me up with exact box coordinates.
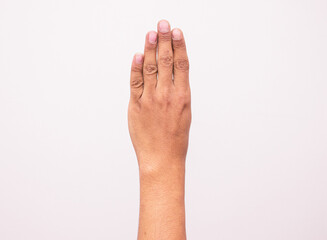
[138,159,186,240]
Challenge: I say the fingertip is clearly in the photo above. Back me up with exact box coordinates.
[147,31,158,45]
[172,28,182,41]
[131,53,144,74]
[172,28,186,50]
[134,53,144,65]
[157,19,170,33]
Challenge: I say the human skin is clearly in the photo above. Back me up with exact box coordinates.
[128,20,191,240]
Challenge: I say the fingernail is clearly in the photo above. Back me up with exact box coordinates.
[148,32,157,44]
[158,20,170,33]
[135,53,143,64]
[172,29,182,40]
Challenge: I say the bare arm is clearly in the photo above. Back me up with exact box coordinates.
[128,20,191,240]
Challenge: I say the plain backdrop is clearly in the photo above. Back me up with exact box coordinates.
[0,0,326,239]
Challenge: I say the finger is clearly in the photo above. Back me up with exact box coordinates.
[143,31,158,95]
[130,53,144,101]
[172,28,189,89]
[157,20,173,89]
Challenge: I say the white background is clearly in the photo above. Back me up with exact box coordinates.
[1,0,327,239]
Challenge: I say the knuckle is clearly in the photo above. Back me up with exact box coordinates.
[144,64,158,75]
[159,54,173,67]
[176,90,191,106]
[131,64,142,73]
[159,32,171,41]
[145,44,156,51]
[173,39,185,49]
[156,89,172,104]
[128,102,141,114]
[174,59,189,71]
[130,77,143,89]
[158,97,172,107]
[141,98,154,109]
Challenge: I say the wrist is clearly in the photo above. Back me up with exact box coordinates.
[138,155,186,177]
[138,157,186,201]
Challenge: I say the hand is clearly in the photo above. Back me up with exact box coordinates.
[128,21,191,174]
